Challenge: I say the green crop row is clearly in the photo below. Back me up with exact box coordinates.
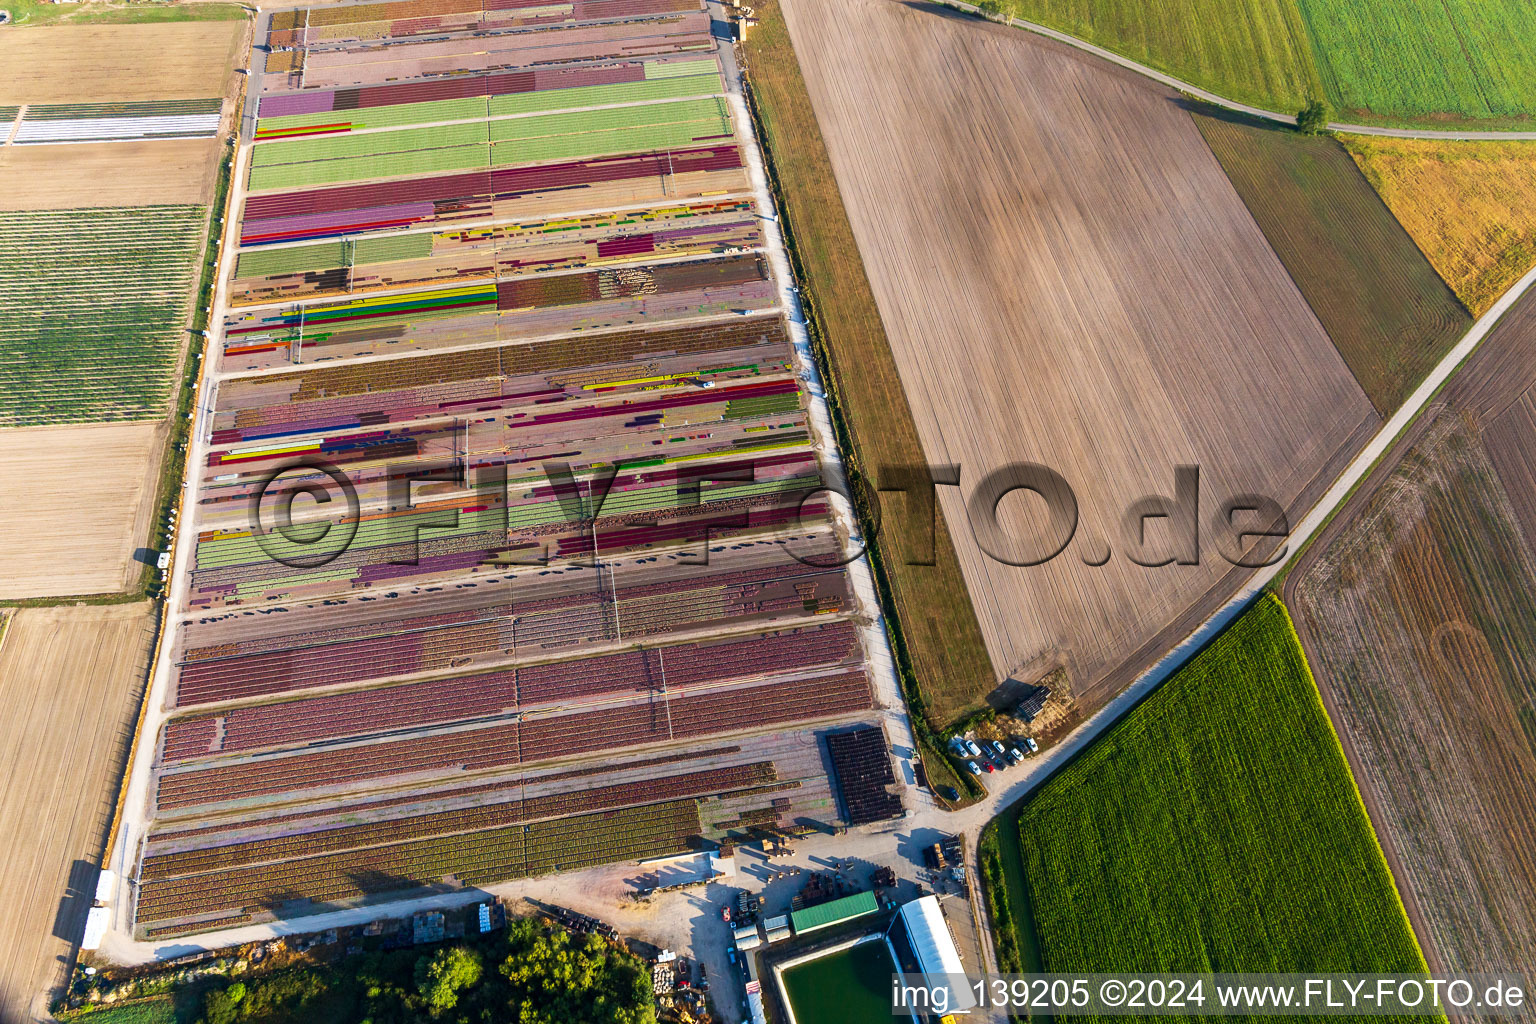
[0,205,206,425]
[1005,596,1431,995]
[234,240,349,279]
[489,117,732,167]
[1299,0,1536,124]
[354,231,434,264]
[995,0,1536,128]
[252,120,491,168]
[234,231,437,281]
[488,96,727,143]
[245,97,733,191]
[252,70,723,136]
[247,143,490,191]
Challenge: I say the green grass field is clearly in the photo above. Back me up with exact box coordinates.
[1008,0,1324,112]
[1000,0,1536,127]
[246,97,735,191]
[0,205,206,425]
[1000,596,1428,986]
[56,997,180,1024]
[1298,0,1536,126]
[1194,107,1469,414]
[2,0,247,25]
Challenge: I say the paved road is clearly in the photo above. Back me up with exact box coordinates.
[938,0,1536,141]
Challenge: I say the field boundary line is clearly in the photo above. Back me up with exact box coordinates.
[934,0,1536,141]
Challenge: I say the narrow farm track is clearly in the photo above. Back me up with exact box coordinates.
[937,0,1536,140]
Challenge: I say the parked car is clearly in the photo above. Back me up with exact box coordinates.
[941,786,960,801]
[966,760,981,776]
[964,739,982,758]
[1025,737,1039,753]
[1008,747,1023,763]
[990,740,1006,756]
[982,761,995,773]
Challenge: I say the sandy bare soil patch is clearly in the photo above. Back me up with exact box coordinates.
[0,603,154,1024]
[0,422,163,599]
[0,22,245,103]
[779,0,1376,709]
[0,138,221,210]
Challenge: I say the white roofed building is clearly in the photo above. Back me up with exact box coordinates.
[886,894,977,1013]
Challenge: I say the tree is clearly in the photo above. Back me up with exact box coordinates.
[976,0,1016,20]
[500,921,656,1024]
[200,982,246,1024]
[1296,99,1331,134]
[416,946,484,1014]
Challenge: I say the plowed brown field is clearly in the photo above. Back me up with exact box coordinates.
[0,22,246,103]
[1288,294,1536,1008]
[0,139,222,211]
[778,0,1376,710]
[0,604,154,1024]
[0,422,164,600]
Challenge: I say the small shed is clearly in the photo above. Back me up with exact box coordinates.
[733,921,762,951]
[763,914,791,943]
[81,907,110,950]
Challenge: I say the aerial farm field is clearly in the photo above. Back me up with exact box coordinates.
[1001,0,1536,127]
[1343,137,1536,317]
[1296,0,1536,126]
[0,15,245,601]
[778,0,1376,713]
[0,604,155,1024]
[1194,109,1469,413]
[0,204,207,425]
[0,423,164,600]
[1008,0,1323,112]
[997,596,1427,982]
[2,0,247,26]
[1287,293,1536,997]
[0,139,223,210]
[0,23,246,103]
[111,0,905,943]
